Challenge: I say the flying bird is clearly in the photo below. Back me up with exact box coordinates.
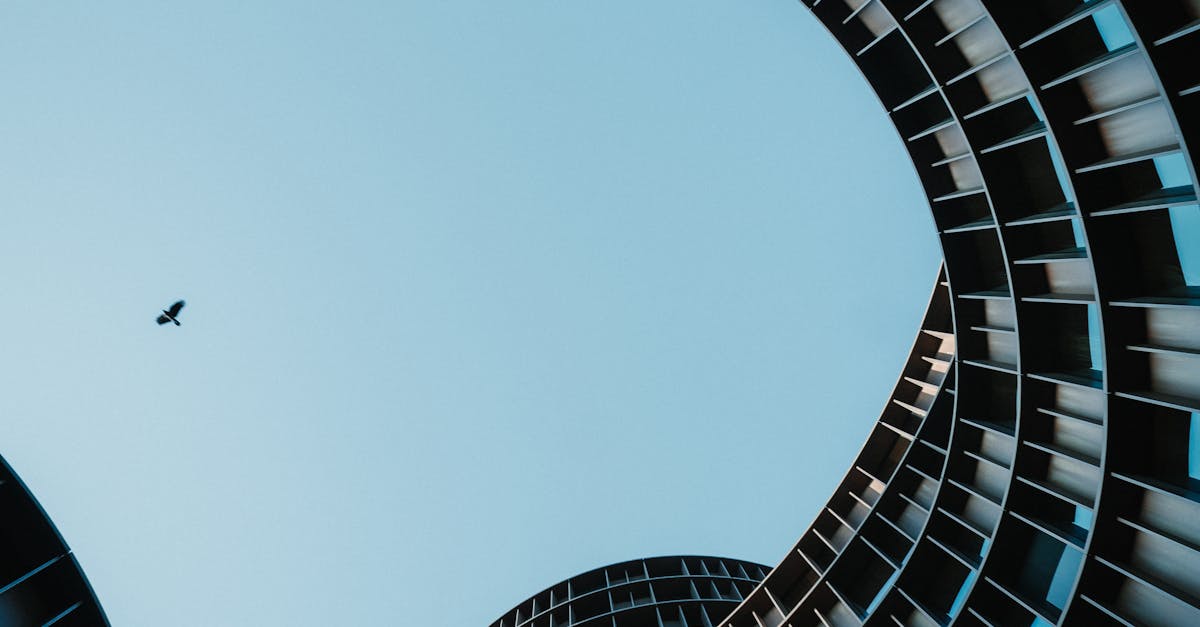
[156,300,186,326]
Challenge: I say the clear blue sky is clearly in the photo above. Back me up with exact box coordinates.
[0,2,938,625]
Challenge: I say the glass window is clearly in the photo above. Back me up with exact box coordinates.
[1168,205,1200,286]
[1154,154,1192,188]
[1087,304,1102,370]
[1073,505,1094,530]
[1153,155,1200,286]
[949,569,977,618]
[1189,413,1200,483]
[1046,545,1084,609]
[1092,6,1135,51]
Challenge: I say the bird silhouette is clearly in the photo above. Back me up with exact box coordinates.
[156,300,185,326]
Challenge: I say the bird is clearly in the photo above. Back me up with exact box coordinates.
[156,300,186,326]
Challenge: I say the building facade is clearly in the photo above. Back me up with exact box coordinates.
[0,454,108,626]
[490,556,769,627]
[500,1,1199,626]
[716,1,1200,626]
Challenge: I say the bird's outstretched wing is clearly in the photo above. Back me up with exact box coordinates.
[156,314,171,325]
[167,300,185,316]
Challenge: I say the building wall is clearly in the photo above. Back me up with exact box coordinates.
[718,2,1200,626]
[0,454,108,626]
[490,556,769,627]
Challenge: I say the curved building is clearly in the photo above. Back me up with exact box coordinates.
[500,2,1199,626]
[0,454,108,626]
[490,556,769,627]
[716,1,1200,626]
